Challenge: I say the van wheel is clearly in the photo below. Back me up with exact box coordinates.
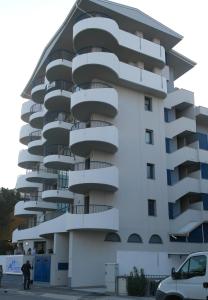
[166,296,183,300]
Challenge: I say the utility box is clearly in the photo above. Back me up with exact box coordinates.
[117,276,127,295]
[105,263,119,294]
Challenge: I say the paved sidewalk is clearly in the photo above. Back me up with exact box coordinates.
[0,286,155,300]
[0,275,155,300]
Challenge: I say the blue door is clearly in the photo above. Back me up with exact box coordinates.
[34,255,51,282]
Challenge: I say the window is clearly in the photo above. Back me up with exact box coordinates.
[147,163,155,179]
[177,255,206,279]
[164,108,171,122]
[149,234,163,244]
[201,163,208,179]
[144,96,152,111]
[104,232,121,242]
[145,129,153,144]
[198,133,208,150]
[127,234,143,243]
[57,171,68,189]
[148,199,157,216]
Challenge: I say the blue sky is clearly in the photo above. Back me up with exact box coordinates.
[0,0,207,188]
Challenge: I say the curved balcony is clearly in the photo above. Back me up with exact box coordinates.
[18,149,42,169]
[46,50,74,82]
[19,124,35,145]
[28,137,45,156]
[43,112,73,144]
[14,201,38,217]
[69,161,119,194]
[73,51,167,98]
[73,49,118,84]
[42,188,74,203]
[71,82,118,121]
[73,15,165,67]
[21,100,33,123]
[29,104,46,129]
[26,165,58,184]
[70,120,118,156]
[44,80,72,112]
[27,130,45,156]
[12,206,118,242]
[43,144,75,170]
[74,16,117,52]
[12,227,40,243]
[31,77,46,104]
[66,206,119,231]
[16,175,41,193]
[24,200,58,212]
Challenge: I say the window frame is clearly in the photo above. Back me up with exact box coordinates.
[144,96,152,111]
[147,163,155,179]
[149,234,163,244]
[177,255,207,279]
[145,129,154,145]
[127,233,143,243]
[104,232,121,242]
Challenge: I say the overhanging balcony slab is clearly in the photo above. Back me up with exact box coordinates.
[69,165,119,194]
[71,87,118,121]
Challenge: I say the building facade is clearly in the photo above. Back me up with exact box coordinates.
[13,0,208,287]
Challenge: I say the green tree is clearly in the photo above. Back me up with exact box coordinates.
[0,188,20,254]
[0,188,20,226]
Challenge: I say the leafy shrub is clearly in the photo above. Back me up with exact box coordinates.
[127,267,147,296]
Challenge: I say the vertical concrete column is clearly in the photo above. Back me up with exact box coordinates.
[135,31,143,38]
[68,231,73,288]
[152,37,160,44]
[50,233,69,286]
[153,67,162,75]
[137,61,144,69]
[135,31,143,51]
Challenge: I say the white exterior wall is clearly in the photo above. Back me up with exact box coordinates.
[68,231,115,287]
[91,85,169,249]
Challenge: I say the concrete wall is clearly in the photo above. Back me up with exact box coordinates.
[68,231,116,287]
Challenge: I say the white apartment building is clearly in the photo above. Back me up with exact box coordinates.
[12,0,208,288]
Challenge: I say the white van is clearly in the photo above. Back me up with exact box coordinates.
[156,252,208,300]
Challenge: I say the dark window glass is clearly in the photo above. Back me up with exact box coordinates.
[165,138,172,153]
[148,199,156,216]
[127,234,143,243]
[145,129,153,144]
[147,163,155,179]
[198,133,208,150]
[188,224,203,243]
[164,108,171,122]
[144,96,152,111]
[201,163,208,179]
[202,194,208,210]
[178,255,206,279]
[168,203,174,219]
[149,234,163,244]
[167,169,173,185]
[104,232,121,242]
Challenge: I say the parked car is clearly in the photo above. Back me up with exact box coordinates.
[156,251,208,300]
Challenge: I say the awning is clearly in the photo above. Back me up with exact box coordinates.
[170,221,201,236]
